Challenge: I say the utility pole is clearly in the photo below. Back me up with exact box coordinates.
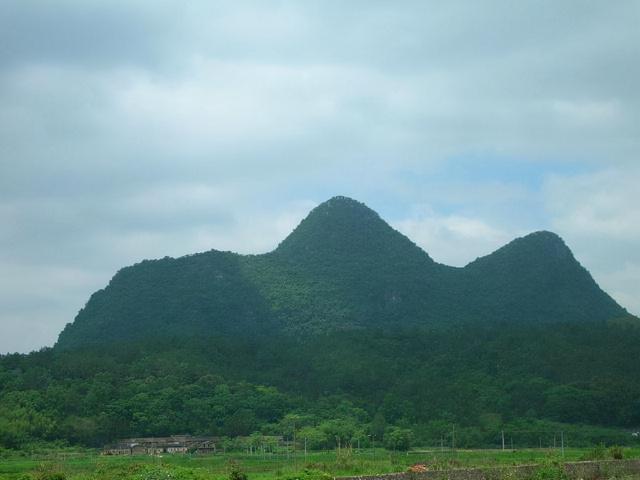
[452,425,456,453]
[501,431,505,451]
[293,421,297,472]
[561,431,565,458]
[372,435,375,460]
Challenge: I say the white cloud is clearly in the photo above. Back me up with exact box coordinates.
[1,1,639,352]
[0,184,316,353]
[394,207,515,267]
[546,169,640,239]
[0,264,106,353]
[549,99,621,127]
[544,168,640,314]
[597,263,640,316]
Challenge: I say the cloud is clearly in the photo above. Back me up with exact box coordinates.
[597,263,640,317]
[545,169,640,240]
[0,263,105,354]
[544,168,640,314]
[0,183,314,353]
[0,1,639,352]
[0,1,177,71]
[393,207,516,267]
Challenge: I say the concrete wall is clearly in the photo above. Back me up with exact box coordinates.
[337,460,640,480]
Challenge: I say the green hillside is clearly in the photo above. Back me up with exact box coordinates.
[1,196,637,450]
[56,196,624,348]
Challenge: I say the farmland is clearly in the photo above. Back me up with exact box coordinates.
[2,446,640,480]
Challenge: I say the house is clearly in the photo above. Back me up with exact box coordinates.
[195,439,217,454]
[103,435,219,455]
[103,444,133,455]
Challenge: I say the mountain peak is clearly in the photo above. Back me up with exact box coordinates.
[466,230,574,271]
[308,195,380,219]
[507,230,572,261]
[521,230,566,245]
[55,198,626,351]
[274,196,432,263]
[320,195,370,205]
[462,228,623,323]
[524,230,563,241]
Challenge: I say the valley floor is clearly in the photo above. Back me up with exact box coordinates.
[2,447,640,480]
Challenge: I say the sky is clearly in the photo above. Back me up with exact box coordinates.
[1,1,639,354]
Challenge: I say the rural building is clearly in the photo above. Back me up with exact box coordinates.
[103,435,218,455]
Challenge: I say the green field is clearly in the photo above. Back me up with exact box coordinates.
[2,447,639,480]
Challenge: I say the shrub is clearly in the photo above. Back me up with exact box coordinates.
[283,469,332,480]
[533,461,568,480]
[334,450,356,470]
[228,461,248,480]
[580,443,607,461]
[609,445,624,460]
[34,473,66,480]
[32,465,67,480]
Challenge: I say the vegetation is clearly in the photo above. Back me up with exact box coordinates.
[1,197,639,453]
[532,460,569,480]
[3,320,640,450]
[2,447,640,480]
[55,197,625,348]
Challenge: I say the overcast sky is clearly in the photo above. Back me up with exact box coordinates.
[1,1,639,353]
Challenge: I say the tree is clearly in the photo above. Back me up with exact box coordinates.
[384,426,413,451]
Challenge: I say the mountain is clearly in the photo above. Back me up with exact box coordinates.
[56,196,625,349]
[274,196,433,265]
[3,196,638,451]
[459,231,624,323]
[57,251,277,348]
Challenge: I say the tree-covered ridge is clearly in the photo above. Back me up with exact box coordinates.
[56,196,625,349]
[274,196,434,266]
[58,251,278,348]
[452,231,623,325]
[5,195,635,451]
[2,320,640,449]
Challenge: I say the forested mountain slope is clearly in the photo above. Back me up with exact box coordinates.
[2,196,636,450]
[56,196,625,349]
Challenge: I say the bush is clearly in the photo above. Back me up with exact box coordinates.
[32,465,67,480]
[533,461,568,480]
[228,461,248,480]
[580,443,607,461]
[334,450,356,471]
[33,473,66,480]
[609,445,624,460]
[384,427,414,451]
[283,469,332,480]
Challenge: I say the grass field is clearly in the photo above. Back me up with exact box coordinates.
[1,447,639,480]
